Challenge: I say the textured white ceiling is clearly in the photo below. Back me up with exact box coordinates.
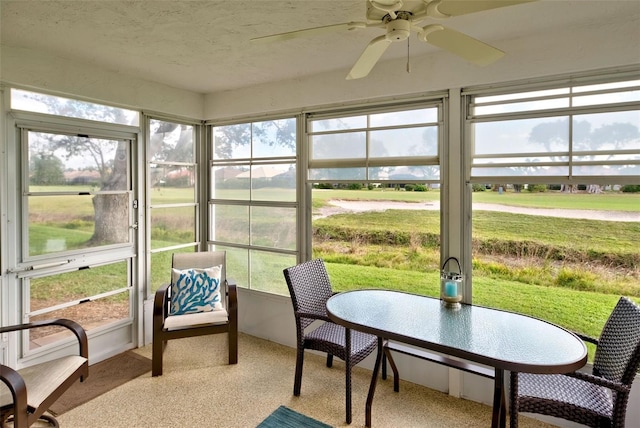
[1,0,639,94]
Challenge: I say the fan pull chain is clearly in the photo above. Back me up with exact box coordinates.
[406,36,411,74]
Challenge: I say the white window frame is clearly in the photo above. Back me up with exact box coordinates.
[208,115,299,293]
[464,68,640,187]
[306,101,444,185]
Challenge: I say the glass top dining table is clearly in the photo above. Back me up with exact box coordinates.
[326,289,588,428]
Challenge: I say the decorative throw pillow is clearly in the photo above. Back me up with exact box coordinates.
[169,265,223,316]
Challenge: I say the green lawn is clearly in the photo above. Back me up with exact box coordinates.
[324,261,628,360]
[26,185,640,359]
[314,209,639,267]
[473,190,640,211]
[312,188,639,360]
[312,187,640,211]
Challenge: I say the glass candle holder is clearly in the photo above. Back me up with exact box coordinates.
[440,257,463,309]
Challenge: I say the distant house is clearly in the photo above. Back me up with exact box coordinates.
[64,170,100,185]
[215,166,243,181]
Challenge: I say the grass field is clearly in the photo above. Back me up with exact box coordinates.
[311,188,639,355]
[26,185,640,354]
[313,187,640,211]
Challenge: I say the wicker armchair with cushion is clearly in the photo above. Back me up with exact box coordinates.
[510,296,640,428]
[283,258,395,424]
[152,251,238,376]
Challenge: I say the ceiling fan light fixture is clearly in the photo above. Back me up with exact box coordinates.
[385,19,411,41]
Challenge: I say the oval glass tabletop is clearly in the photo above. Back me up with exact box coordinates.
[326,289,587,374]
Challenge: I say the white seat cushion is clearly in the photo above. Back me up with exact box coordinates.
[163,309,229,330]
[0,355,87,409]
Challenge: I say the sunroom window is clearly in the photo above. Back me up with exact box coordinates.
[11,88,139,126]
[148,118,199,293]
[464,74,640,357]
[307,103,443,295]
[210,118,297,295]
[9,88,139,353]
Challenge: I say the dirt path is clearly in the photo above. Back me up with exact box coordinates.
[316,200,640,222]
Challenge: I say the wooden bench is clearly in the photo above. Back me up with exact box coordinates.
[0,319,88,428]
[383,340,494,392]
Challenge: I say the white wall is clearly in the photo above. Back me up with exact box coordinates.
[1,45,204,119]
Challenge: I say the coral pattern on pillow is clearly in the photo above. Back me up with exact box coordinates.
[170,265,222,315]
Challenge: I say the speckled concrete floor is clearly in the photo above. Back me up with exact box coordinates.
[57,333,555,428]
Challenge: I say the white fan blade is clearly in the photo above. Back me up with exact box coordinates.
[251,22,367,43]
[428,0,536,18]
[418,25,504,66]
[346,35,393,80]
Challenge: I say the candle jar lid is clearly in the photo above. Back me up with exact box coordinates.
[441,271,463,281]
[441,257,463,281]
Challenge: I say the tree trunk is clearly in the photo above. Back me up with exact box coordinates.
[90,141,130,244]
[90,194,130,245]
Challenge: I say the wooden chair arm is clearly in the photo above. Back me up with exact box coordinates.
[0,319,88,360]
[0,319,88,428]
[0,364,28,428]
[153,283,171,314]
[153,283,171,332]
[226,278,238,322]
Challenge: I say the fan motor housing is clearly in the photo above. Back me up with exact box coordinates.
[385,19,411,41]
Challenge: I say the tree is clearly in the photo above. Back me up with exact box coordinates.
[213,123,251,159]
[91,141,129,245]
[41,133,130,245]
[26,94,299,248]
[528,118,591,192]
[588,122,640,192]
[30,153,65,185]
[589,122,639,151]
[26,93,137,245]
[149,121,194,189]
[213,120,296,159]
[528,118,639,193]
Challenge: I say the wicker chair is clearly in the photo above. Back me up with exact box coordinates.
[152,251,238,376]
[510,296,640,428]
[283,259,393,424]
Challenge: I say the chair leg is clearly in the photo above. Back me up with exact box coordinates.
[294,347,304,396]
[509,372,519,428]
[152,336,164,377]
[228,331,238,364]
[327,354,333,368]
[382,352,387,379]
[345,328,352,424]
[346,364,352,424]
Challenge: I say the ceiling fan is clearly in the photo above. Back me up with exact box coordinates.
[251,0,534,80]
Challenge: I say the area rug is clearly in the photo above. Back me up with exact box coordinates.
[49,350,151,416]
[257,405,332,428]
